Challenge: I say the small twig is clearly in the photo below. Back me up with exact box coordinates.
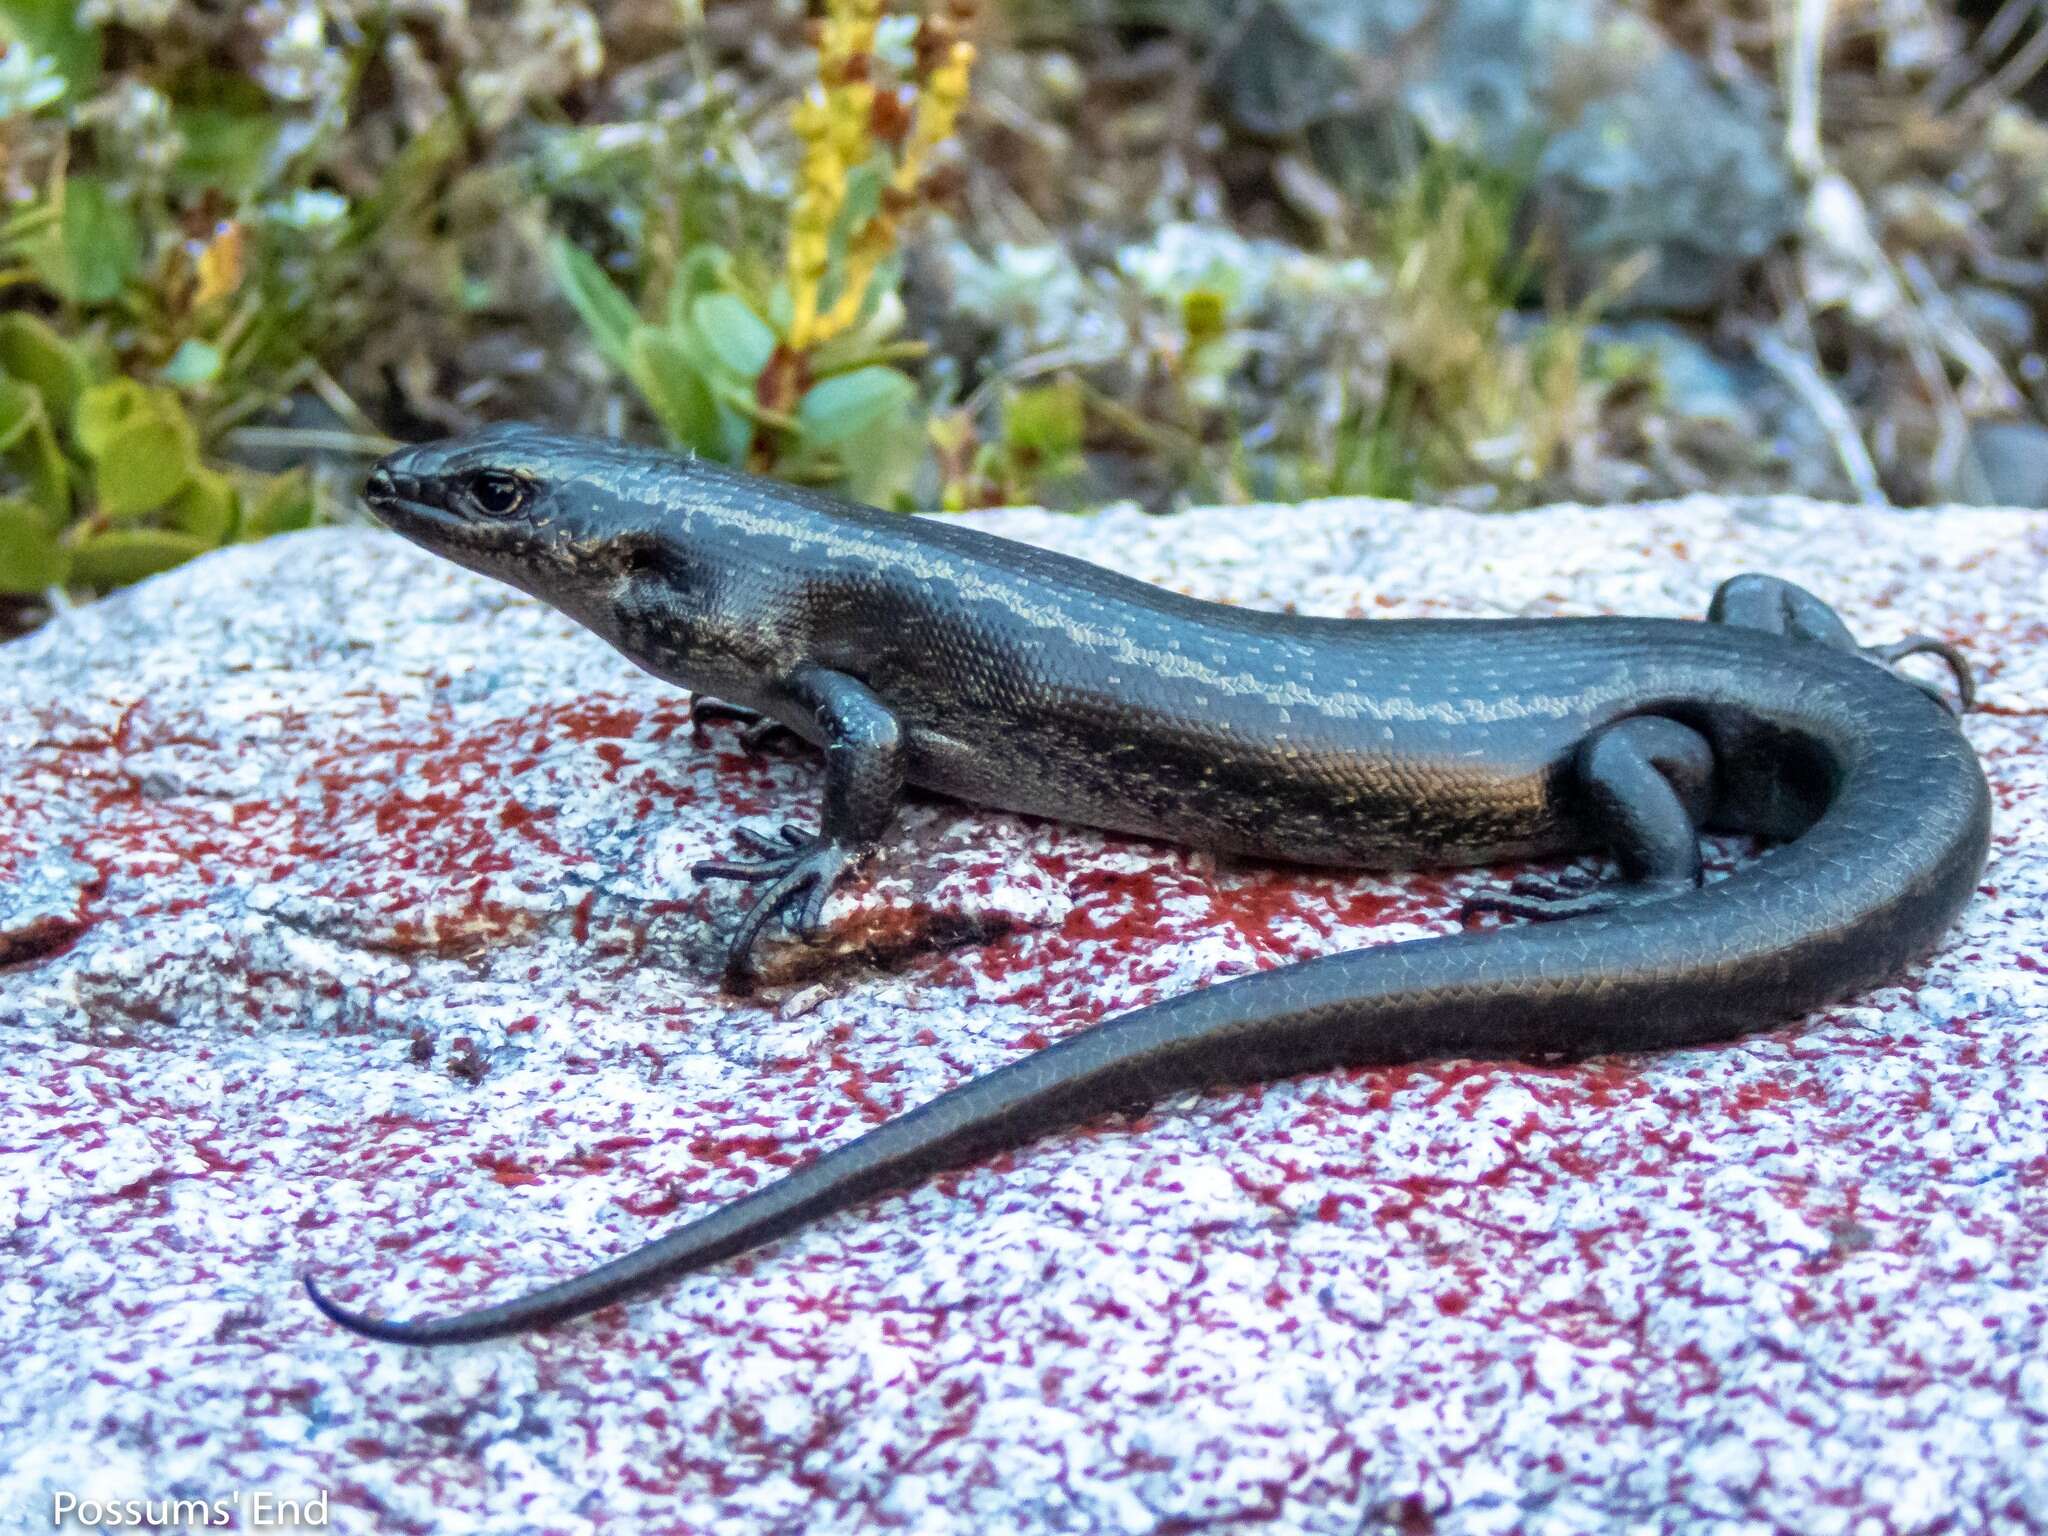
[1971,251,2048,290]
[202,359,317,437]
[1746,323,1891,506]
[307,366,387,439]
[1792,167,1979,497]
[1981,0,2039,61]
[1077,379,1209,477]
[223,426,401,457]
[1926,0,2035,107]
[958,342,1124,422]
[1898,252,2024,414]
[1768,1,1901,504]
[1961,3,2048,118]
[1777,0,1829,180]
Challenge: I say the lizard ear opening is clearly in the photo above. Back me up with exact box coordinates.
[613,533,677,581]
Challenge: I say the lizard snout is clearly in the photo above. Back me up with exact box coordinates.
[363,463,423,509]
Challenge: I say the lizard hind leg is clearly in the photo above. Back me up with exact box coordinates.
[1463,716,1714,922]
[1707,572,1974,711]
[687,696,804,755]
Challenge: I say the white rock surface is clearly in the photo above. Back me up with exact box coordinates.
[0,495,2043,1535]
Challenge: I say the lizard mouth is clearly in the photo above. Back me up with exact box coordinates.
[362,466,463,536]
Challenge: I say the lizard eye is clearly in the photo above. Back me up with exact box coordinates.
[466,470,530,517]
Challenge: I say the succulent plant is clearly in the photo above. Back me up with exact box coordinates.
[0,312,313,595]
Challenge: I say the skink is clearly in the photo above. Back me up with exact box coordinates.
[306,424,1990,1345]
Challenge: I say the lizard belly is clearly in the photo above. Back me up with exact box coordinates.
[898,708,1585,866]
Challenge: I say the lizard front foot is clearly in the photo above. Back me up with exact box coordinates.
[694,827,864,988]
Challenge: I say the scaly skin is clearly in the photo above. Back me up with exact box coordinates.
[306,424,1991,1345]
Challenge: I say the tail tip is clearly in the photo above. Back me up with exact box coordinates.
[302,1273,436,1347]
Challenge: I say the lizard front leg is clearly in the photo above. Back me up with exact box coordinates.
[693,666,904,989]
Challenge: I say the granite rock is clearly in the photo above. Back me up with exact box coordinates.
[1961,420,2048,510]
[1207,0,1797,312]
[1,496,2045,1534]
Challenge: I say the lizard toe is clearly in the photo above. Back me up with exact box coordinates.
[695,824,822,883]
[711,839,863,986]
[1863,635,1975,713]
[1463,873,1697,923]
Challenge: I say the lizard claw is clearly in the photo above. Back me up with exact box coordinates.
[688,695,755,736]
[725,823,811,862]
[1863,635,1975,713]
[696,822,814,876]
[738,718,802,755]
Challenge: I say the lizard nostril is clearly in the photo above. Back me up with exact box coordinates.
[365,466,423,505]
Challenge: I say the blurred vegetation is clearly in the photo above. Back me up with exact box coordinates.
[0,0,373,601]
[1308,153,1622,502]
[0,0,2044,623]
[547,0,975,501]
[0,309,315,592]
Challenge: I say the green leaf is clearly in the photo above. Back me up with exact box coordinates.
[820,161,887,312]
[27,177,141,307]
[74,379,154,458]
[0,375,38,455]
[690,292,778,381]
[796,366,916,447]
[838,161,886,240]
[1003,378,1086,467]
[765,280,794,336]
[0,311,88,425]
[158,338,224,388]
[629,327,720,455]
[68,527,207,589]
[665,244,736,332]
[169,72,279,197]
[95,417,196,517]
[714,400,753,463]
[167,466,236,543]
[0,496,69,593]
[547,236,640,372]
[238,469,315,539]
[0,0,101,97]
[0,375,69,519]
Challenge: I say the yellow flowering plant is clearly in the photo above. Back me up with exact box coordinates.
[549,0,976,499]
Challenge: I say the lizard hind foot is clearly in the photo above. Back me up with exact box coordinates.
[1864,635,1976,713]
[688,697,804,755]
[1461,872,1697,923]
[1707,573,1974,713]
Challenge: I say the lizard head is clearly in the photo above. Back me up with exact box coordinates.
[366,423,580,575]
[365,423,805,697]
[363,424,681,607]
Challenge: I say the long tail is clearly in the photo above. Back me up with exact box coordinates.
[306,669,1990,1346]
